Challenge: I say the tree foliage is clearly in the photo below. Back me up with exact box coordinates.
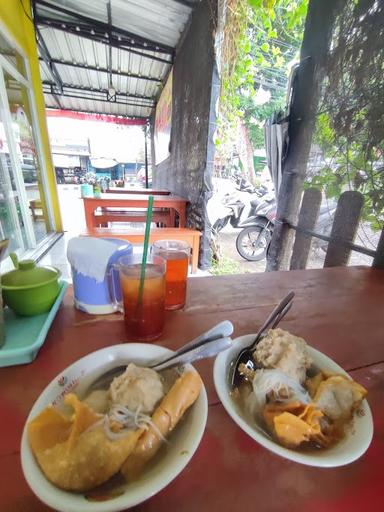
[217,0,307,158]
[219,0,383,233]
[305,0,384,231]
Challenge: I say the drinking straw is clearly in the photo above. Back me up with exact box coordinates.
[138,195,154,303]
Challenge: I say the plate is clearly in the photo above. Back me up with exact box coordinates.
[213,334,373,467]
[21,343,208,512]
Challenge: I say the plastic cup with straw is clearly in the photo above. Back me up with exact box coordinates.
[120,195,166,340]
[137,195,154,305]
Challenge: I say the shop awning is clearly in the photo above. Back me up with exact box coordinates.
[33,0,199,119]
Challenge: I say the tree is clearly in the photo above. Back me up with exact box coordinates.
[217,0,308,169]
[219,0,384,236]
[242,0,308,149]
[305,0,384,232]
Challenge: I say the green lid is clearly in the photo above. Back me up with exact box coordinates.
[1,254,60,289]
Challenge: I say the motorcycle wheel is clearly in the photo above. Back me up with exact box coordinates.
[236,226,271,261]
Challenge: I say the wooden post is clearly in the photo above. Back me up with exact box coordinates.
[266,0,344,271]
[372,227,384,269]
[290,188,322,270]
[324,191,364,267]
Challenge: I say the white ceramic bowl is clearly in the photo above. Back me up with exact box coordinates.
[214,334,373,467]
[21,344,208,512]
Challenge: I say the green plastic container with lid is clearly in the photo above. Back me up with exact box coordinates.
[1,253,61,316]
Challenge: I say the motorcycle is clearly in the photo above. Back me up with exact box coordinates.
[210,180,270,234]
[209,175,337,263]
[207,178,273,261]
[235,192,276,261]
[235,197,337,262]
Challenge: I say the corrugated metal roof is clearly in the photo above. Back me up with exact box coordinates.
[34,0,199,118]
[40,0,194,47]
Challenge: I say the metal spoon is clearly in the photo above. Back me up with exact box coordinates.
[87,320,234,392]
[229,291,294,388]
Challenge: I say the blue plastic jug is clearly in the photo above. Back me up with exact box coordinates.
[68,237,132,314]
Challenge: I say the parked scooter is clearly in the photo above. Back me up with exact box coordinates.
[235,197,337,262]
[208,174,337,263]
[210,180,270,234]
[235,192,276,261]
[208,177,274,261]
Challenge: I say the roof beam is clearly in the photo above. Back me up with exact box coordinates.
[46,106,149,121]
[36,17,173,65]
[35,0,174,56]
[43,87,153,110]
[106,0,113,97]
[35,26,63,104]
[42,81,155,104]
[38,57,162,83]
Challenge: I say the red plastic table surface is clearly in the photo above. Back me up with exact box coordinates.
[82,193,188,228]
[1,267,383,511]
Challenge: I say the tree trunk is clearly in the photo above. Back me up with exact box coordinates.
[238,122,255,182]
[266,0,344,271]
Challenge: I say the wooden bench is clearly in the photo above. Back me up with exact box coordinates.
[81,227,202,273]
[94,207,172,227]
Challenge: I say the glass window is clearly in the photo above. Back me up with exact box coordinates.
[0,29,54,267]
[0,115,26,253]
[0,32,27,79]
[3,69,50,244]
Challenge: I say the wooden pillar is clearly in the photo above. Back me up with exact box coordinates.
[373,228,384,269]
[266,0,344,271]
[324,191,364,267]
[290,188,322,270]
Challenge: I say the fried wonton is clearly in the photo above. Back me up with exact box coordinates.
[121,371,202,481]
[28,393,142,492]
[314,375,367,421]
[263,401,329,448]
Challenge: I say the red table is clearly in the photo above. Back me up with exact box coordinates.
[82,193,188,228]
[1,267,383,511]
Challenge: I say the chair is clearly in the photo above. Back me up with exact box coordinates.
[288,188,384,269]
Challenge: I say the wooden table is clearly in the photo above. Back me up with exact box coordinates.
[82,193,188,228]
[1,266,384,511]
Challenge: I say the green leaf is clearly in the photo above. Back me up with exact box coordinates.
[248,0,263,9]
[325,181,341,198]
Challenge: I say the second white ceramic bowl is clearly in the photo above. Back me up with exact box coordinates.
[214,334,373,467]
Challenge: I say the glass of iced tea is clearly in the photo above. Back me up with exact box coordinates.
[152,240,190,310]
[116,253,166,341]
